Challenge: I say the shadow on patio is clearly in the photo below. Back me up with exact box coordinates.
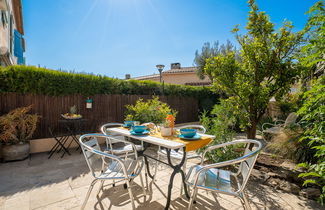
[0,147,322,210]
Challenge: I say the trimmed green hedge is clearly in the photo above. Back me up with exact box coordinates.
[0,66,219,110]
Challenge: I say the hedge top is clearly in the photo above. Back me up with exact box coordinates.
[0,65,216,98]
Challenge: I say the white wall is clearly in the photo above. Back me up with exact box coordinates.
[0,0,18,65]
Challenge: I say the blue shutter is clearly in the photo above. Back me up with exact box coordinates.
[14,29,24,65]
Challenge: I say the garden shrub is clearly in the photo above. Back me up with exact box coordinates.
[0,66,218,112]
[200,100,244,162]
[125,96,177,124]
[296,76,325,204]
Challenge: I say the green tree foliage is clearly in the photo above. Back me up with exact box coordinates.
[297,76,325,204]
[204,0,304,138]
[194,40,237,81]
[299,0,325,78]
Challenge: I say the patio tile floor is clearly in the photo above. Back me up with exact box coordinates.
[0,146,322,210]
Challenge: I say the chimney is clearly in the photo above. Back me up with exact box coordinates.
[125,74,131,79]
[171,63,181,69]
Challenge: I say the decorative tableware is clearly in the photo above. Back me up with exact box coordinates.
[124,121,134,127]
[142,123,157,134]
[61,114,82,120]
[132,125,147,133]
[130,130,149,136]
[179,133,201,140]
[180,128,197,138]
[133,121,140,126]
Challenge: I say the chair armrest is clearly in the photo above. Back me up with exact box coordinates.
[80,133,134,179]
[262,122,280,131]
[189,152,256,187]
[187,139,262,188]
[274,120,285,125]
[200,139,262,165]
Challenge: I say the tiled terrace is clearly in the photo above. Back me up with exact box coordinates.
[0,146,322,210]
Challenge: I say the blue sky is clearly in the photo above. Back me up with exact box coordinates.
[22,0,317,79]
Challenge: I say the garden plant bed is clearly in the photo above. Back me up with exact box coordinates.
[252,153,321,201]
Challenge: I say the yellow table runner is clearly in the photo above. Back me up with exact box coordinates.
[123,127,212,152]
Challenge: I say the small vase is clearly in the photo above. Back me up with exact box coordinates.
[161,127,172,137]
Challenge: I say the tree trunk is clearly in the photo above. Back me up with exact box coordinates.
[246,121,257,139]
[246,121,258,150]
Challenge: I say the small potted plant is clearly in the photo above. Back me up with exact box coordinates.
[160,121,173,137]
[0,106,39,161]
[160,113,175,137]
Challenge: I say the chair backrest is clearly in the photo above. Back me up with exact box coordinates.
[101,123,124,135]
[101,123,124,147]
[79,134,104,177]
[177,125,206,134]
[284,113,297,127]
[237,139,263,190]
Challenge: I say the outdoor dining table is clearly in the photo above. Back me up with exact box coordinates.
[107,127,215,210]
[56,119,87,152]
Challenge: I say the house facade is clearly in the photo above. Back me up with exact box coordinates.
[129,63,212,86]
[0,0,25,66]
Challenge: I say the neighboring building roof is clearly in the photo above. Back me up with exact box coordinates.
[131,66,197,80]
[131,74,160,80]
[163,67,196,74]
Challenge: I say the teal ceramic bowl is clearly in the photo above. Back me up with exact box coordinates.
[124,121,134,127]
[132,125,147,133]
[180,128,197,138]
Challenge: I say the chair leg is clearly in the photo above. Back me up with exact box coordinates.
[126,180,136,210]
[97,180,104,195]
[241,192,251,210]
[81,179,98,210]
[188,186,198,210]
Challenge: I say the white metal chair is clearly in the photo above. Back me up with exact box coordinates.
[155,125,207,195]
[185,139,263,210]
[262,113,298,139]
[101,123,143,158]
[79,133,146,210]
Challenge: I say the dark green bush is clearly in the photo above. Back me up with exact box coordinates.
[0,66,219,110]
[296,76,325,204]
[199,100,244,162]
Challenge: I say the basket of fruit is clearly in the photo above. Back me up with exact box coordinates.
[61,105,82,119]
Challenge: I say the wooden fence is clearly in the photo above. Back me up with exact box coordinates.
[0,93,199,139]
